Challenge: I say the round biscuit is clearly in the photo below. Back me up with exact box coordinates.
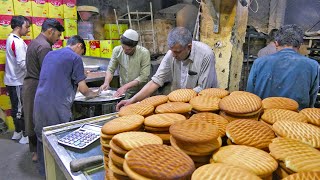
[198,88,229,98]
[300,108,320,126]
[219,110,260,122]
[262,97,299,111]
[189,96,221,112]
[118,103,154,117]
[261,108,308,124]
[170,120,219,143]
[109,140,128,155]
[144,113,186,128]
[167,89,197,102]
[125,144,195,179]
[170,136,214,156]
[101,115,144,135]
[140,95,169,107]
[282,171,320,180]
[155,102,192,114]
[191,163,261,180]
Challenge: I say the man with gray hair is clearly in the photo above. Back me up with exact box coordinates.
[247,24,319,110]
[116,27,217,109]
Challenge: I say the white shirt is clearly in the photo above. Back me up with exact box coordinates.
[4,33,27,86]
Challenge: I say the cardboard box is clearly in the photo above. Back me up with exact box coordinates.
[84,40,90,56]
[48,0,63,18]
[0,15,12,39]
[0,0,14,15]
[104,24,120,40]
[100,40,113,58]
[63,0,77,19]
[13,0,32,16]
[52,39,63,50]
[0,72,6,88]
[89,40,100,57]
[32,0,48,17]
[63,18,77,39]
[112,40,121,48]
[119,24,128,36]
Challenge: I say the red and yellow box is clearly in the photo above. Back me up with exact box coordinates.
[32,17,46,38]
[0,72,6,88]
[63,0,77,19]
[100,40,113,58]
[48,0,63,18]
[32,0,48,17]
[55,18,64,39]
[119,24,128,36]
[0,15,12,39]
[63,18,77,39]
[89,40,100,57]
[13,0,32,16]
[53,39,63,50]
[0,0,14,15]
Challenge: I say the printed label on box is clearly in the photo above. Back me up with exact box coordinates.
[63,0,77,19]
[48,0,63,18]
[55,18,64,39]
[100,40,113,58]
[13,0,32,16]
[64,19,77,39]
[0,15,12,39]
[32,0,48,17]
[0,0,14,15]
[83,40,90,56]
[89,40,100,57]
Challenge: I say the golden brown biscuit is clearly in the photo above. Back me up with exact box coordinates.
[169,120,219,144]
[167,89,197,102]
[108,159,127,176]
[261,109,308,124]
[140,95,169,107]
[112,132,163,151]
[212,145,278,178]
[144,113,186,128]
[219,93,262,116]
[189,112,228,137]
[109,150,125,168]
[105,168,130,180]
[101,115,144,135]
[226,119,275,149]
[118,103,154,117]
[300,108,320,126]
[155,102,192,114]
[269,137,320,172]
[191,163,261,180]
[219,110,260,122]
[272,120,320,148]
[189,96,221,112]
[170,136,214,156]
[172,136,222,154]
[152,133,171,142]
[262,97,299,111]
[124,144,195,179]
[198,88,229,98]
[189,154,212,163]
[282,172,320,180]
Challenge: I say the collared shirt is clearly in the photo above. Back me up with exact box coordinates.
[247,48,319,110]
[33,47,86,136]
[4,33,27,86]
[25,33,53,80]
[152,41,217,92]
[107,45,150,97]
[257,43,277,57]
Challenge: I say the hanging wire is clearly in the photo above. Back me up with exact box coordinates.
[248,0,259,13]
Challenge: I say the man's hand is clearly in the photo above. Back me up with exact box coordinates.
[114,86,127,97]
[100,83,109,91]
[116,99,133,111]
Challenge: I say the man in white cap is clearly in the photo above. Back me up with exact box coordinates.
[100,29,150,99]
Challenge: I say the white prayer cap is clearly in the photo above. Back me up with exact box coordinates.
[122,29,139,41]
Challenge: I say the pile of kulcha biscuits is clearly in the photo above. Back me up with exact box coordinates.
[100,88,320,180]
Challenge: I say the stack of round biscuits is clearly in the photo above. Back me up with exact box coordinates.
[100,115,144,170]
[218,92,262,121]
[144,113,186,144]
[262,97,299,111]
[108,132,163,178]
[169,120,221,167]
[124,144,195,179]
[198,88,229,98]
